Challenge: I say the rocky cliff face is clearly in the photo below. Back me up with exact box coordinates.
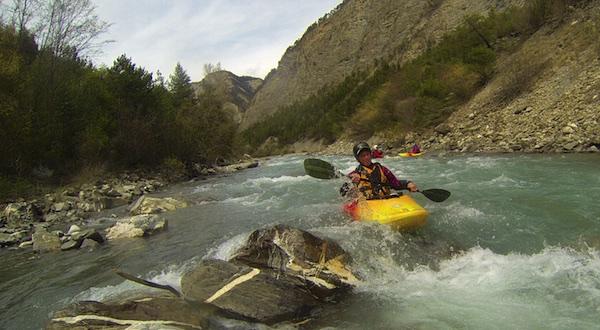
[320,2,600,155]
[241,0,524,129]
[192,71,262,124]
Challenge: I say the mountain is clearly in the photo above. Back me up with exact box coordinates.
[240,0,523,129]
[241,0,600,154]
[192,71,262,124]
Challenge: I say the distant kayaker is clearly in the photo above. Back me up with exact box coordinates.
[371,144,384,159]
[410,143,421,154]
[343,142,418,200]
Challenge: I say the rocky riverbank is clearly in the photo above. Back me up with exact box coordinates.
[0,160,259,251]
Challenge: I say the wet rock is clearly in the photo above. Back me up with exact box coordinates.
[32,227,61,252]
[49,225,357,327]
[181,259,322,324]
[71,229,105,244]
[214,161,260,174]
[129,196,187,215]
[106,215,168,240]
[46,297,220,329]
[80,238,101,250]
[67,225,81,235]
[60,239,82,251]
[232,225,358,290]
[19,240,33,248]
[0,233,20,247]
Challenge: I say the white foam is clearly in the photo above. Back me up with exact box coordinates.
[70,264,189,303]
[204,233,250,261]
[243,175,311,185]
[355,246,600,320]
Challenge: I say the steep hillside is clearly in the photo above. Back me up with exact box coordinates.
[241,0,523,129]
[420,3,600,153]
[192,71,262,124]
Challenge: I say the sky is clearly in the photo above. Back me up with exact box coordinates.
[92,0,342,82]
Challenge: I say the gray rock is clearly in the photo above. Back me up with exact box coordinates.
[32,227,61,252]
[563,141,579,150]
[71,229,105,244]
[61,239,82,251]
[52,202,69,212]
[0,233,20,247]
[231,225,358,289]
[129,196,187,215]
[47,297,220,329]
[19,240,33,248]
[435,123,451,135]
[80,238,100,250]
[67,225,81,235]
[182,259,321,324]
[106,215,168,240]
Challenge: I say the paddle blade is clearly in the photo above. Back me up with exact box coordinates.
[304,158,339,179]
[420,189,451,202]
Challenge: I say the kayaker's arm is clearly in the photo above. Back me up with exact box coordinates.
[382,166,418,192]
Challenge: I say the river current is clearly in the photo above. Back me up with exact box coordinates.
[1,154,599,329]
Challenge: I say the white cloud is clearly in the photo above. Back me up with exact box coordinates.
[92,0,342,81]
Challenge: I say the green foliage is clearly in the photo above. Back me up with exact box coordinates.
[168,62,194,107]
[242,66,391,147]
[0,23,237,199]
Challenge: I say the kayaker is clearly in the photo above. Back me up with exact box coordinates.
[343,142,418,200]
[371,144,384,159]
[410,143,421,154]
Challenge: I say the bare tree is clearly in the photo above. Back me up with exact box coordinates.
[2,0,110,57]
[7,0,41,34]
[35,0,110,57]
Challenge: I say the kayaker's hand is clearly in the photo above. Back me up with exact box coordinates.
[407,182,418,192]
[349,173,360,183]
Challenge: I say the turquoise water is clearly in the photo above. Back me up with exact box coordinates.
[1,154,599,329]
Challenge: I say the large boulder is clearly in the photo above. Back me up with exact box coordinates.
[129,196,187,215]
[231,224,359,290]
[181,259,322,324]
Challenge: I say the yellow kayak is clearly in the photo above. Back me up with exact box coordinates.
[398,152,424,157]
[343,195,428,231]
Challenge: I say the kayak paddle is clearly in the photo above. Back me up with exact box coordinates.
[303,158,341,179]
[416,189,450,202]
[303,158,451,202]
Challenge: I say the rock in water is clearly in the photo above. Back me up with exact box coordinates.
[231,224,359,290]
[106,214,168,240]
[181,259,321,324]
[46,296,220,329]
[129,196,187,215]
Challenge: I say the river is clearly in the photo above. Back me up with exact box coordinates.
[1,153,599,329]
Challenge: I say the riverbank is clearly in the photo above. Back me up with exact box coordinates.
[0,159,259,251]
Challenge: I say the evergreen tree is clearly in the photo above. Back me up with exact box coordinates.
[168,62,193,107]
